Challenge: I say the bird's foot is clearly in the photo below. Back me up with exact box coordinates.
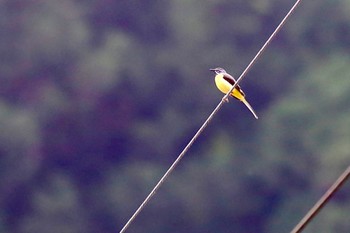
[222,96,230,103]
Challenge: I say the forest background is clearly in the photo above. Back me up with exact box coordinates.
[1,0,350,232]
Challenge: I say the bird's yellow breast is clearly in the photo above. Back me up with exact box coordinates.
[215,74,244,100]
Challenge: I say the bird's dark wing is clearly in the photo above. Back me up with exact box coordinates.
[223,73,245,96]
[222,73,237,86]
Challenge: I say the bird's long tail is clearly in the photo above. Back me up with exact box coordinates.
[241,98,258,119]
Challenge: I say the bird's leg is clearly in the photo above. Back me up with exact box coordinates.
[222,95,230,103]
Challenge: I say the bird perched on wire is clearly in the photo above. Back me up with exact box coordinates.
[210,67,258,119]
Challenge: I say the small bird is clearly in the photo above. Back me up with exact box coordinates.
[210,67,258,119]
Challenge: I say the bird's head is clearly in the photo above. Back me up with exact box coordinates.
[209,67,226,75]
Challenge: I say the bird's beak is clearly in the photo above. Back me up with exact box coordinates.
[209,68,216,72]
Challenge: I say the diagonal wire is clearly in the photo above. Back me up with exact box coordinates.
[119,0,303,232]
[290,166,350,233]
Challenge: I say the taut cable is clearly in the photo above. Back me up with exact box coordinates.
[120,1,303,232]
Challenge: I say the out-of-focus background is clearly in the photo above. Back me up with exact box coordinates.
[1,0,350,232]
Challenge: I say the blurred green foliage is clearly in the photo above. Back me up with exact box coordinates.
[0,0,350,232]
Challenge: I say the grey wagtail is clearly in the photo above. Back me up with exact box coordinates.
[210,67,258,119]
